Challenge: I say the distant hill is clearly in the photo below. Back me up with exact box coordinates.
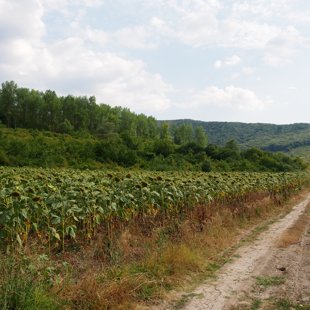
[166,120,310,157]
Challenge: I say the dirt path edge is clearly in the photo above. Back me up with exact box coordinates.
[179,193,310,310]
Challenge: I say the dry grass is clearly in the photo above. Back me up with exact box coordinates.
[277,203,310,248]
[25,190,310,309]
[66,271,150,309]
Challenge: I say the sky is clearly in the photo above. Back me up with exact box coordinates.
[0,0,310,124]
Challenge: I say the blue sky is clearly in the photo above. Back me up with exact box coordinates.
[0,0,310,124]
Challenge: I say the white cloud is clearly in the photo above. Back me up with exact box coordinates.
[80,0,102,7]
[1,0,309,124]
[242,67,255,75]
[40,0,102,12]
[262,26,305,66]
[232,0,291,19]
[95,72,172,113]
[148,0,309,68]
[1,35,173,113]
[39,0,69,12]
[113,26,157,49]
[192,86,270,111]
[0,0,45,42]
[219,20,282,49]
[231,0,310,26]
[288,86,298,91]
[175,17,291,50]
[0,0,46,78]
[148,1,287,49]
[287,11,310,24]
[41,0,310,62]
[173,4,220,48]
[150,17,175,38]
[231,67,255,79]
[0,0,172,115]
[214,55,241,68]
[81,26,109,47]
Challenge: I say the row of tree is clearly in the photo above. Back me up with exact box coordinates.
[0,81,306,172]
[0,81,208,147]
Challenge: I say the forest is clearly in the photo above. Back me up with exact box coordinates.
[168,119,310,157]
[0,81,306,172]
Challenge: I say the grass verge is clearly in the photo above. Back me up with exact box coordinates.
[0,254,62,310]
[277,202,310,248]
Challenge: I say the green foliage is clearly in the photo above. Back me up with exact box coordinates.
[0,256,60,310]
[255,276,285,288]
[0,167,307,250]
[177,142,204,155]
[0,149,10,165]
[201,159,212,172]
[274,299,310,310]
[59,119,74,134]
[194,125,208,147]
[0,81,159,140]
[0,81,307,172]
[168,119,310,158]
[160,122,171,140]
[0,127,306,172]
[153,139,175,157]
[172,123,194,144]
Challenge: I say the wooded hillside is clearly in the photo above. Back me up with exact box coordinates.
[167,120,310,157]
[0,81,306,172]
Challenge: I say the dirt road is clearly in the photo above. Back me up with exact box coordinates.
[176,194,310,310]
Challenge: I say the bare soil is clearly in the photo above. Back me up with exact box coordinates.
[163,193,310,310]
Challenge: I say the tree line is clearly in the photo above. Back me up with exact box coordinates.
[0,81,208,144]
[0,81,306,172]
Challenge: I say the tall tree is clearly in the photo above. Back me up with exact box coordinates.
[160,122,171,140]
[194,125,208,148]
[173,123,194,145]
[0,81,18,127]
